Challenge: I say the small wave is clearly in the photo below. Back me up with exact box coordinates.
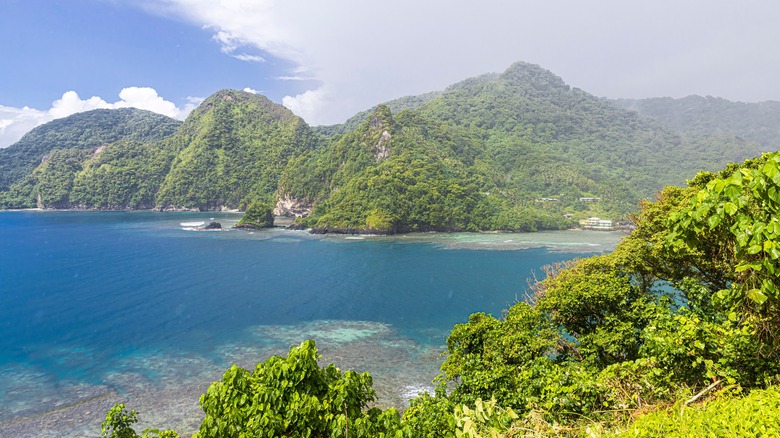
[401,383,435,400]
[345,236,365,240]
[180,221,205,227]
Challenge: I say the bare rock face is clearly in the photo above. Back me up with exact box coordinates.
[203,221,223,230]
[374,130,391,161]
[274,195,312,217]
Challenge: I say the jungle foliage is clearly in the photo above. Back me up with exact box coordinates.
[155,90,319,210]
[0,91,319,211]
[235,201,274,229]
[0,108,181,191]
[105,152,780,436]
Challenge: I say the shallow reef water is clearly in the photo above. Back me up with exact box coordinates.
[0,212,620,437]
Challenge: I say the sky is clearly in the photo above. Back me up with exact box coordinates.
[1,0,779,148]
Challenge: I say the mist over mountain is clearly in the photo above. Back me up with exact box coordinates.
[613,95,780,149]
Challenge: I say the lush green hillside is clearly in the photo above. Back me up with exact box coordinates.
[0,90,320,211]
[0,64,765,232]
[281,105,576,233]
[414,62,762,198]
[281,62,760,233]
[0,148,93,208]
[614,95,780,149]
[0,108,181,191]
[155,90,319,210]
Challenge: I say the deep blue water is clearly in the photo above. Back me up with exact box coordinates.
[0,211,619,433]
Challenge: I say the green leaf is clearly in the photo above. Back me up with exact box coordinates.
[707,214,722,229]
[735,262,762,272]
[747,289,768,305]
[724,202,738,216]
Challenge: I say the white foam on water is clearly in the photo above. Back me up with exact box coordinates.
[401,383,435,400]
[179,221,205,227]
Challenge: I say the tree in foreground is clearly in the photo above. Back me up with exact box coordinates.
[429,152,780,435]
[101,403,179,438]
[194,340,402,438]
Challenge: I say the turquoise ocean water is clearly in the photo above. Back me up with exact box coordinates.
[0,211,621,436]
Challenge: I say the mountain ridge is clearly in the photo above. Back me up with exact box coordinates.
[1,63,776,234]
[0,108,182,191]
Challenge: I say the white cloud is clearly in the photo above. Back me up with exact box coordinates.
[210,28,266,63]
[0,105,51,148]
[146,0,780,126]
[282,88,327,122]
[50,91,112,118]
[0,88,197,148]
[115,87,184,119]
[232,53,266,63]
[242,87,258,94]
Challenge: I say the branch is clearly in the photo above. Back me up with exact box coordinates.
[684,380,722,407]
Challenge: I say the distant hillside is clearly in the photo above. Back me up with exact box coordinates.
[0,90,319,210]
[314,90,443,138]
[0,63,769,233]
[0,108,181,191]
[412,62,762,198]
[155,90,319,210]
[613,96,780,150]
[277,62,762,233]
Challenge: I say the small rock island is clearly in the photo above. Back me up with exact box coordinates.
[233,201,274,230]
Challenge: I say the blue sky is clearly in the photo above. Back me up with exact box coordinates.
[2,0,780,147]
[0,0,313,108]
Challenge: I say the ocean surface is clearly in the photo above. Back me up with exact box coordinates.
[0,211,622,437]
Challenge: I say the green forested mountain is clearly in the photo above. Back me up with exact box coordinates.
[0,91,464,218]
[155,90,319,210]
[0,63,768,233]
[314,90,444,137]
[0,108,181,191]
[0,90,319,210]
[412,62,763,198]
[282,107,501,232]
[613,95,780,149]
[280,62,761,233]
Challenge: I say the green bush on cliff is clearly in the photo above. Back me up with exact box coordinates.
[235,201,274,229]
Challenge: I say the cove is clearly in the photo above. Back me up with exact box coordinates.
[0,211,621,437]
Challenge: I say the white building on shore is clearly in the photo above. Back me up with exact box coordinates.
[579,217,613,230]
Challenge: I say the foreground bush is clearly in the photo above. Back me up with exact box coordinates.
[614,386,780,437]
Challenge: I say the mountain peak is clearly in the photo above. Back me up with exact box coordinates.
[499,61,570,93]
[367,105,395,132]
[187,89,300,126]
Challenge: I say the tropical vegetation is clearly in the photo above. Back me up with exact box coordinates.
[0,108,181,191]
[101,151,780,436]
[1,63,770,235]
